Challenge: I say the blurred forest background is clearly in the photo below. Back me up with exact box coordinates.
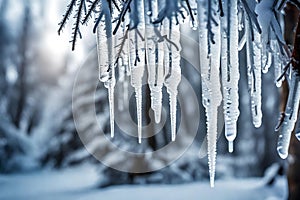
[0,0,298,199]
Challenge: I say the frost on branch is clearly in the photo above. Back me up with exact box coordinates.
[58,0,300,187]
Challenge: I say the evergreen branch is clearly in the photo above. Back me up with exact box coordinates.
[93,11,104,33]
[112,0,120,12]
[184,0,196,22]
[276,60,292,82]
[58,0,78,35]
[240,0,262,34]
[71,0,85,50]
[218,0,224,17]
[115,27,129,64]
[82,0,101,25]
[113,0,132,35]
[153,0,180,24]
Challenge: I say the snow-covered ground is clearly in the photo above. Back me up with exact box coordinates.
[0,164,287,200]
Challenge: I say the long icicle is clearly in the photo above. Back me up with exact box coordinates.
[245,12,262,128]
[146,0,164,123]
[163,16,181,141]
[96,0,115,137]
[198,0,222,187]
[221,0,240,153]
[129,0,145,143]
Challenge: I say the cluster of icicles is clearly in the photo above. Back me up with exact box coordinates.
[95,0,300,187]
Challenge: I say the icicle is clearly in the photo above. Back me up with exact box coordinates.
[245,16,262,128]
[146,0,164,123]
[118,58,125,111]
[122,16,130,108]
[252,32,262,128]
[262,51,272,74]
[221,0,240,153]
[97,22,110,82]
[163,17,181,141]
[296,116,300,141]
[115,21,126,111]
[105,81,115,137]
[129,0,146,143]
[198,0,222,187]
[271,40,284,87]
[96,0,115,138]
[277,72,300,159]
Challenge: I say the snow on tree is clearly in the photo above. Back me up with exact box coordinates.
[58,0,300,187]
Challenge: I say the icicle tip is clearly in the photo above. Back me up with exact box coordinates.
[228,141,234,153]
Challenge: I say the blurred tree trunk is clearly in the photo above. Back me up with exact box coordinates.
[284,4,300,200]
[10,2,30,128]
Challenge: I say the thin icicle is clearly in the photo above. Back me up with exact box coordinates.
[198,0,212,186]
[221,0,240,153]
[163,17,181,141]
[277,72,300,159]
[115,20,127,111]
[129,0,146,143]
[146,0,164,123]
[96,0,115,138]
[122,22,130,109]
[252,31,262,128]
[198,0,222,187]
[245,16,262,128]
[105,82,115,137]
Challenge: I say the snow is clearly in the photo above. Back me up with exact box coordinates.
[0,164,287,200]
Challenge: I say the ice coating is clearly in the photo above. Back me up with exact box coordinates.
[277,72,300,159]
